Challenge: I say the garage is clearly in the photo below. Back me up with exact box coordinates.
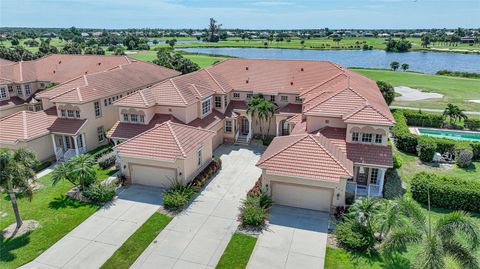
[130,164,177,188]
[212,128,224,150]
[271,182,333,212]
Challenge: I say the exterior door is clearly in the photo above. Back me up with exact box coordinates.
[241,117,249,135]
[356,167,368,185]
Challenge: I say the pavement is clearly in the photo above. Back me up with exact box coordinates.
[36,163,58,178]
[394,86,444,102]
[131,144,264,269]
[247,205,329,269]
[20,185,164,269]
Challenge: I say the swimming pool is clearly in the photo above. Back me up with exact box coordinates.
[417,128,480,142]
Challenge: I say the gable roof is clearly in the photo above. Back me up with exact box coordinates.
[116,121,215,161]
[0,109,57,143]
[257,133,353,181]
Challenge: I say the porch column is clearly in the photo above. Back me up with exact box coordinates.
[81,133,86,151]
[378,168,386,194]
[51,134,58,160]
[247,115,252,137]
[276,118,280,136]
[62,135,67,150]
[73,135,79,156]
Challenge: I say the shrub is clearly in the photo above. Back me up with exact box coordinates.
[402,110,444,128]
[35,161,51,172]
[376,81,395,105]
[262,136,274,146]
[190,158,221,191]
[456,149,473,168]
[162,183,196,210]
[383,169,404,199]
[416,136,437,162]
[90,145,113,160]
[392,154,403,169]
[434,138,456,155]
[336,218,375,252]
[392,110,418,153]
[83,182,117,203]
[411,172,480,212]
[241,205,267,227]
[471,143,480,160]
[97,151,116,170]
[465,119,480,131]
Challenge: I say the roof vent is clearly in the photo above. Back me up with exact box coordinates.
[98,62,101,65]
[58,60,61,64]
[85,71,88,74]
[245,66,249,70]
[53,70,56,74]
[246,79,249,84]
[290,82,294,86]
[301,68,304,72]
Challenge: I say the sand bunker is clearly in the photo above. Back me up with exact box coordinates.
[394,86,443,101]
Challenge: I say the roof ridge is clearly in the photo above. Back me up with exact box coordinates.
[190,84,203,99]
[169,121,216,134]
[303,85,355,113]
[170,79,188,105]
[257,134,307,165]
[76,87,83,102]
[22,111,28,140]
[309,134,352,176]
[300,72,345,97]
[204,68,227,94]
[166,121,187,157]
[19,61,23,82]
[344,104,393,123]
[138,90,149,106]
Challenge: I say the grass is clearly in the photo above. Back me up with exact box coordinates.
[0,165,116,269]
[353,68,480,111]
[100,212,171,269]
[127,50,226,68]
[216,233,257,269]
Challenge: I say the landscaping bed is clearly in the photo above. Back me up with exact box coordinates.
[239,176,272,230]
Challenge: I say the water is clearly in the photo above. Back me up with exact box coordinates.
[418,128,480,142]
[178,48,480,74]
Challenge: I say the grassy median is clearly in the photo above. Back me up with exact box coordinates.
[216,233,257,269]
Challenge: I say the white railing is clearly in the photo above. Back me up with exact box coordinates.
[63,149,76,161]
[346,182,382,198]
[368,184,381,197]
[55,148,64,161]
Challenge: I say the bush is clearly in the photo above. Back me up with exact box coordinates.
[262,136,274,146]
[90,145,113,160]
[465,119,480,131]
[35,161,51,172]
[190,158,221,191]
[376,81,395,105]
[392,154,403,169]
[163,183,196,210]
[83,182,116,203]
[383,169,404,199]
[434,138,456,155]
[336,218,375,252]
[392,110,418,153]
[416,136,437,162]
[456,149,473,168]
[411,172,480,212]
[402,110,444,128]
[97,151,116,170]
[241,206,267,227]
[471,143,480,160]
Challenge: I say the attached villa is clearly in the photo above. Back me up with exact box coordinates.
[0,56,394,212]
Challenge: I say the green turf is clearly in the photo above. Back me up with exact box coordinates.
[127,50,226,68]
[100,212,171,269]
[353,68,480,111]
[216,233,257,269]
[0,165,116,269]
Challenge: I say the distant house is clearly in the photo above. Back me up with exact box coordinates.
[393,32,407,38]
[378,33,391,38]
[461,36,476,43]
[362,32,374,37]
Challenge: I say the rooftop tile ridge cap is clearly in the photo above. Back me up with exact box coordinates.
[138,90,149,106]
[114,121,170,150]
[19,61,23,81]
[83,74,89,86]
[300,72,345,97]
[204,68,227,93]
[76,87,83,102]
[166,121,187,157]
[303,84,352,112]
[170,121,216,134]
[22,111,28,140]
[170,79,188,105]
[190,84,203,99]
[310,133,352,176]
[257,134,307,165]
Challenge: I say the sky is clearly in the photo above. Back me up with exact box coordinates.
[1,0,479,29]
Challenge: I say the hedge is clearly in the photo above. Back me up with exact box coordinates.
[465,119,480,131]
[34,161,52,172]
[416,136,436,162]
[411,172,480,212]
[402,110,443,128]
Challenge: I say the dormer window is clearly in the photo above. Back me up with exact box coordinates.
[16,85,22,95]
[375,134,383,144]
[0,87,7,99]
[123,113,129,122]
[139,115,145,123]
[280,95,288,102]
[295,96,302,103]
[61,109,66,117]
[130,114,138,123]
[201,97,212,116]
[24,84,31,95]
[75,110,80,118]
[233,93,240,99]
[362,133,373,143]
[214,96,222,108]
[67,110,74,118]
[352,132,359,142]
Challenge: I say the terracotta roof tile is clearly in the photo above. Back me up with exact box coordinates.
[276,103,302,115]
[48,118,87,135]
[0,110,57,143]
[344,105,395,125]
[107,114,181,139]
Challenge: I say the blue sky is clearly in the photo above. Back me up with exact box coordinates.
[1,0,479,29]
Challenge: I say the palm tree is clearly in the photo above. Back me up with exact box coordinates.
[247,96,277,139]
[52,154,96,190]
[443,104,468,127]
[0,149,39,228]
[247,95,264,135]
[348,198,381,240]
[381,197,480,269]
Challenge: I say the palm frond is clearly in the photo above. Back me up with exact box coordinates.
[381,226,422,257]
[414,235,445,269]
[442,238,479,269]
[435,211,480,250]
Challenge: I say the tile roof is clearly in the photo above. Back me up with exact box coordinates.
[257,133,353,181]
[0,96,28,108]
[0,109,57,143]
[116,121,215,161]
[344,105,395,125]
[275,103,302,115]
[107,114,181,139]
[48,118,87,135]
[0,58,14,66]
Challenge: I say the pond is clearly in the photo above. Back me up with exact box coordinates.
[417,128,480,142]
[178,48,480,74]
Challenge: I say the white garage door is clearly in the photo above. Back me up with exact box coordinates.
[131,165,177,188]
[271,182,333,212]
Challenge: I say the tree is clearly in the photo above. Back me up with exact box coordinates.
[247,96,277,139]
[443,104,468,127]
[153,48,199,74]
[52,154,96,190]
[0,149,39,228]
[207,18,221,42]
[300,39,305,48]
[348,198,381,241]
[390,61,400,71]
[11,38,20,45]
[421,35,431,48]
[401,63,409,72]
[376,80,395,105]
[168,39,176,48]
[381,197,480,269]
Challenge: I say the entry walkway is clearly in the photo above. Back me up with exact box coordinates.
[20,185,164,269]
[132,145,264,269]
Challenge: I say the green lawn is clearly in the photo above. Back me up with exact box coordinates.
[0,165,116,269]
[353,68,480,111]
[216,233,257,269]
[101,212,171,269]
[127,50,226,68]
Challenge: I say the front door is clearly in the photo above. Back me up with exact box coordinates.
[356,167,368,185]
[241,117,249,135]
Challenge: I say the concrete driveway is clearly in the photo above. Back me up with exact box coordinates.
[247,205,329,269]
[20,185,164,269]
[132,144,264,269]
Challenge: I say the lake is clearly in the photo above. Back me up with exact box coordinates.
[178,48,480,74]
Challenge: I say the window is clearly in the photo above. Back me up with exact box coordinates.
[233,93,240,99]
[0,87,6,99]
[197,148,202,166]
[35,104,42,111]
[214,96,222,108]
[270,95,275,102]
[246,93,253,100]
[28,106,34,111]
[280,95,288,102]
[362,133,373,143]
[123,113,129,122]
[108,97,112,105]
[225,120,232,133]
[24,84,31,95]
[201,98,212,116]
[104,99,108,106]
[75,110,80,118]
[130,114,138,122]
[94,101,102,117]
[375,134,383,144]
[295,96,302,103]
[40,83,45,88]
[78,134,84,148]
[16,85,22,95]
[352,132,359,142]
[67,110,74,118]
[97,126,105,142]
[370,168,379,184]
[224,95,228,107]
[61,109,66,117]
[8,85,13,92]
[139,115,145,123]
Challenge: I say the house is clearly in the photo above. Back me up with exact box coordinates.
[109,59,394,211]
[0,55,179,162]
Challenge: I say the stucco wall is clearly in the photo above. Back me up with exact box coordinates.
[0,104,27,118]
[0,134,54,162]
[306,116,347,133]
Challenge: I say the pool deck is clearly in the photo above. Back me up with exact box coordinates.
[410,127,480,142]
